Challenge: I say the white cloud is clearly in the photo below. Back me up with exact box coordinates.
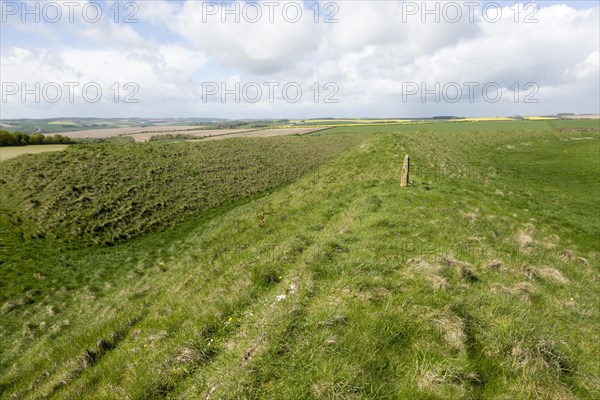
[564,51,600,80]
[1,1,598,118]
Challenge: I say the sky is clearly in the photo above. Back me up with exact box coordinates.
[0,0,599,119]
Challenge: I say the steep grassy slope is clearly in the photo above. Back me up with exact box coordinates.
[0,135,359,246]
[1,122,599,399]
[0,134,361,326]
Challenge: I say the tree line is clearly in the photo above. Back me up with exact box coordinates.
[0,130,75,147]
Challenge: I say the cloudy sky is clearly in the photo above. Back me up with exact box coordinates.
[1,0,599,119]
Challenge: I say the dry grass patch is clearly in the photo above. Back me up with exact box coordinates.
[430,313,466,351]
[443,256,479,283]
[509,338,573,377]
[404,259,449,290]
[558,250,590,265]
[414,362,472,399]
[526,266,570,285]
[486,259,506,271]
[517,230,534,251]
[491,282,539,302]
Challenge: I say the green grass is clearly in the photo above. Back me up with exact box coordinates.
[0,121,598,399]
[0,135,360,304]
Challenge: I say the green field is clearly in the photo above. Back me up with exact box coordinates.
[0,120,599,399]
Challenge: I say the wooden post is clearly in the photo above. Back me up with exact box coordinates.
[401,154,410,188]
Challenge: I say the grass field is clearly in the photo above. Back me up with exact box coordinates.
[0,145,69,162]
[0,120,598,399]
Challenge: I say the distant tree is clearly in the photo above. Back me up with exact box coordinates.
[54,135,65,144]
[29,133,45,144]
[0,131,74,146]
[44,135,64,144]
[59,135,73,144]
[45,134,74,144]
[0,130,17,146]
[14,132,30,145]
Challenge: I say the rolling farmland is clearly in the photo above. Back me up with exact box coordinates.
[119,127,326,142]
[128,129,254,142]
[31,126,329,142]
[45,125,205,139]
